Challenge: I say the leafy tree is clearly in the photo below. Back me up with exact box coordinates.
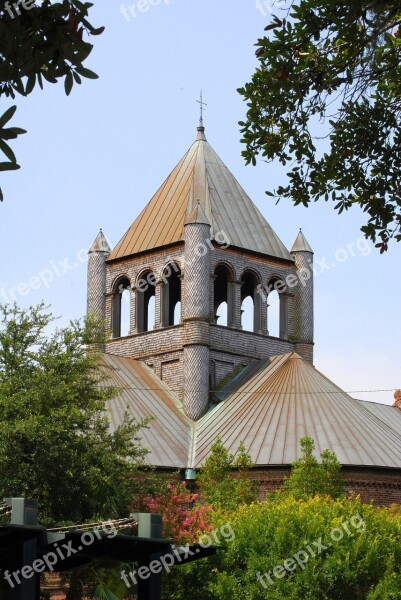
[167,496,401,600]
[0,303,149,524]
[207,496,401,600]
[283,436,343,499]
[239,0,401,250]
[0,0,104,200]
[197,437,258,511]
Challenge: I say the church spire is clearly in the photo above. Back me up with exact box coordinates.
[196,91,207,140]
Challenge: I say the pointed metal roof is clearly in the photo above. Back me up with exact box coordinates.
[108,129,292,261]
[291,229,313,253]
[89,229,111,253]
[184,199,210,226]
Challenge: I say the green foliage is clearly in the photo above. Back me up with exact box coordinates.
[239,0,401,250]
[366,555,401,599]
[0,303,149,524]
[0,0,103,199]
[93,582,120,600]
[197,437,258,511]
[166,496,401,600]
[283,436,343,499]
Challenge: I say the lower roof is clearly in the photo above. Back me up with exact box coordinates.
[103,352,401,470]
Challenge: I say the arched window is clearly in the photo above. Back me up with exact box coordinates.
[240,271,261,333]
[174,301,181,325]
[267,289,280,337]
[112,276,131,338]
[267,278,288,339]
[136,270,156,333]
[214,264,234,327]
[216,301,228,326]
[161,263,181,327]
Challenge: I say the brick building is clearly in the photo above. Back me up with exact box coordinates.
[87,120,401,505]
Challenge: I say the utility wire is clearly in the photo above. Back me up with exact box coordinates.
[109,385,399,396]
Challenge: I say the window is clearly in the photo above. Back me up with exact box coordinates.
[240,271,261,333]
[214,264,234,327]
[267,278,288,339]
[161,263,181,327]
[111,277,131,338]
[136,270,156,333]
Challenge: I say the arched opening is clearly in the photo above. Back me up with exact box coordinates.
[136,270,156,333]
[241,296,254,332]
[241,271,261,333]
[112,277,131,338]
[214,264,234,327]
[147,295,156,331]
[174,301,181,325]
[267,288,280,338]
[267,278,288,339]
[216,301,228,326]
[161,263,181,327]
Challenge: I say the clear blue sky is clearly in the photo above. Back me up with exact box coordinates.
[1,0,400,404]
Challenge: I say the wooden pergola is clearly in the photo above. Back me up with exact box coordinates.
[0,498,217,600]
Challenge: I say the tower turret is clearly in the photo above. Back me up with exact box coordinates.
[182,200,211,420]
[87,229,111,321]
[291,229,314,362]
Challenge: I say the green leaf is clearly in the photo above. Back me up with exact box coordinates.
[0,139,16,163]
[0,106,17,129]
[0,162,20,171]
[75,66,99,79]
[25,74,36,95]
[64,72,74,96]
[6,128,27,136]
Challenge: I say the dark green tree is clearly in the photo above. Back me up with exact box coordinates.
[0,0,103,200]
[0,303,149,524]
[239,0,401,251]
[283,436,343,499]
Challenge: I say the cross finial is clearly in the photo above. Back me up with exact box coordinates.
[196,91,207,128]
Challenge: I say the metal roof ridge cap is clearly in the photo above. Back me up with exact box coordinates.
[187,423,198,469]
[223,353,292,400]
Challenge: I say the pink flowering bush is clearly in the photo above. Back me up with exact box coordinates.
[143,481,213,544]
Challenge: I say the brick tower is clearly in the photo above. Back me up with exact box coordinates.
[291,229,314,363]
[87,229,111,320]
[87,121,314,420]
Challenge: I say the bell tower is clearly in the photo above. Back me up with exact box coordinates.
[87,121,314,420]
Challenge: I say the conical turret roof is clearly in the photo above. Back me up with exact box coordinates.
[89,229,111,253]
[291,229,313,253]
[108,129,292,261]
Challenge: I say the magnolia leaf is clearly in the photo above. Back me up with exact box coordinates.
[75,66,99,79]
[0,139,16,163]
[64,71,74,96]
[0,162,20,171]
[0,106,17,129]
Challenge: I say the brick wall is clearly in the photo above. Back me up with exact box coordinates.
[237,466,401,506]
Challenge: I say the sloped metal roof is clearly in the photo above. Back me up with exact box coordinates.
[356,399,401,435]
[192,353,401,469]
[108,128,292,261]
[101,353,401,471]
[101,354,191,468]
